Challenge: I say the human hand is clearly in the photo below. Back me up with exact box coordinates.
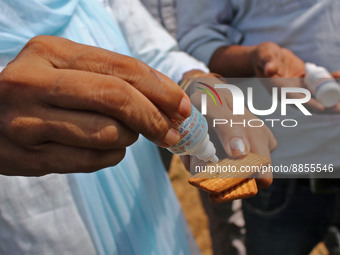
[0,36,190,176]
[251,42,305,78]
[180,74,277,189]
[251,42,327,113]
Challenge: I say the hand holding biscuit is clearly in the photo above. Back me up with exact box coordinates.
[189,153,270,203]
[181,74,277,189]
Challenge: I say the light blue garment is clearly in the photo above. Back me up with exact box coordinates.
[68,137,197,255]
[0,0,130,56]
[0,0,208,81]
[0,0,199,254]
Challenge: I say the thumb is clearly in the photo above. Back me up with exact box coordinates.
[212,119,250,158]
[228,137,250,158]
[223,135,251,159]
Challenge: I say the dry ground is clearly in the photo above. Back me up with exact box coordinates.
[168,155,328,255]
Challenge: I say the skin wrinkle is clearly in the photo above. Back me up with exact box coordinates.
[0,35,191,175]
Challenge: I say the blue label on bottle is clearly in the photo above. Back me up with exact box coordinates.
[169,105,207,154]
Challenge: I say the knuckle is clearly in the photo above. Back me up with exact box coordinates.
[0,63,32,90]
[0,64,17,84]
[90,124,120,147]
[0,63,42,96]
[113,83,132,112]
[105,53,145,81]
[123,59,147,84]
[24,35,51,54]
[91,78,131,111]
[0,58,46,96]
[89,120,140,149]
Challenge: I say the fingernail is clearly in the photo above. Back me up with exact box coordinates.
[164,128,181,147]
[178,97,191,119]
[230,137,249,157]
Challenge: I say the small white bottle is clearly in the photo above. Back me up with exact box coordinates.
[304,63,340,108]
[168,105,219,163]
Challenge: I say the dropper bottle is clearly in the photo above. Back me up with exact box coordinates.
[168,105,219,163]
[305,63,340,107]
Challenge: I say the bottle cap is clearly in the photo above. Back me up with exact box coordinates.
[316,81,340,108]
[192,134,219,163]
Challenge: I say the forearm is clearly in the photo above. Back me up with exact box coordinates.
[209,45,256,77]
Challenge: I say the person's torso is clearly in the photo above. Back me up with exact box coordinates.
[222,0,340,167]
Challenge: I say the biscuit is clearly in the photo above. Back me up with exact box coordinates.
[188,153,270,195]
[209,178,258,203]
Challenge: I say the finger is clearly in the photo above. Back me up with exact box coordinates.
[213,124,251,159]
[255,171,273,189]
[6,108,139,150]
[0,137,126,176]
[332,71,340,78]
[25,36,190,121]
[37,143,127,174]
[41,69,180,146]
[264,61,279,77]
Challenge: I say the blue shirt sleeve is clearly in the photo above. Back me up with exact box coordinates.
[177,0,243,65]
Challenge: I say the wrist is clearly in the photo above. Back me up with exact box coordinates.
[209,45,257,77]
[248,45,258,76]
